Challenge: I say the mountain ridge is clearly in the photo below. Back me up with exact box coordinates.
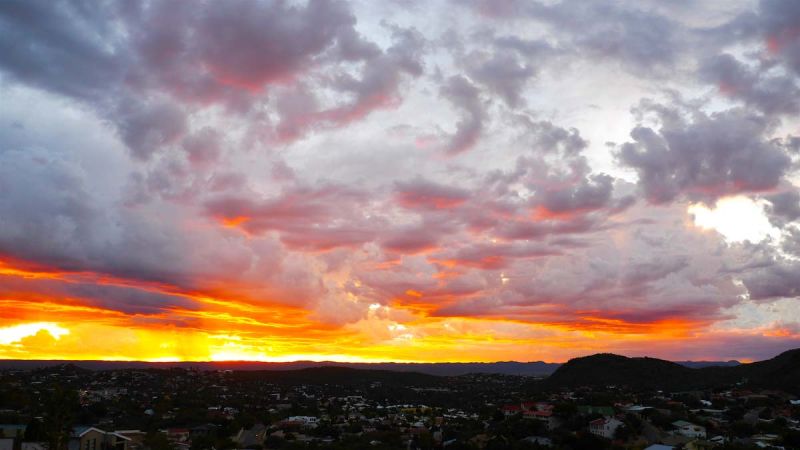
[0,358,743,377]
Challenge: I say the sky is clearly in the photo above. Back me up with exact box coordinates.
[0,0,799,363]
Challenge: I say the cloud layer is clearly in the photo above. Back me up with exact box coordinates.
[0,0,799,362]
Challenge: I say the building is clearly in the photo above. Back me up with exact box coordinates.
[69,427,130,450]
[672,420,707,439]
[589,417,623,439]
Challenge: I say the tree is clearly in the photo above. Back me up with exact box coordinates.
[144,431,173,450]
[42,387,78,450]
[24,418,45,441]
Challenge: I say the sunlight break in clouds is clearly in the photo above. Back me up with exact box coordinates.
[0,322,69,346]
[0,0,799,362]
[689,196,780,244]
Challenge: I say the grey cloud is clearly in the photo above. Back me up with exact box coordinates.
[465,49,536,107]
[754,0,800,75]
[618,104,791,203]
[395,178,470,210]
[478,0,685,75]
[0,148,96,268]
[435,203,746,325]
[526,120,588,155]
[533,173,615,216]
[115,100,187,160]
[764,189,800,224]
[440,75,486,155]
[700,53,800,116]
[182,127,222,167]
[0,0,124,101]
[193,0,353,88]
[741,258,800,301]
[0,0,379,158]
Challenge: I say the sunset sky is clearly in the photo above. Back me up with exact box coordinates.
[1,0,799,363]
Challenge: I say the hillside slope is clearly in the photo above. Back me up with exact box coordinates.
[543,349,800,393]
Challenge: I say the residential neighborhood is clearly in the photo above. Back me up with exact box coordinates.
[0,363,798,449]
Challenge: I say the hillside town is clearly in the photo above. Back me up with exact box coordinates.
[0,363,798,450]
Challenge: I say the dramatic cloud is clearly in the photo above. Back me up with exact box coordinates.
[0,0,798,362]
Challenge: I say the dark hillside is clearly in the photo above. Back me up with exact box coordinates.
[542,349,800,393]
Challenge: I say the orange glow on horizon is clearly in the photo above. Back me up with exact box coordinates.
[0,255,794,364]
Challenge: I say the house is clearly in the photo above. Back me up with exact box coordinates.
[113,430,145,450]
[672,420,706,438]
[589,417,623,439]
[69,427,130,450]
[285,416,319,428]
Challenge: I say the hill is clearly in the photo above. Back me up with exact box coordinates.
[543,348,800,393]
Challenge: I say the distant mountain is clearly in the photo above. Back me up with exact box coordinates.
[543,349,800,393]
[0,358,742,377]
[0,359,560,376]
[674,360,740,369]
[228,366,443,386]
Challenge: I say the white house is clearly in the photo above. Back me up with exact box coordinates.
[589,417,623,439]
[672,420,706,438]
